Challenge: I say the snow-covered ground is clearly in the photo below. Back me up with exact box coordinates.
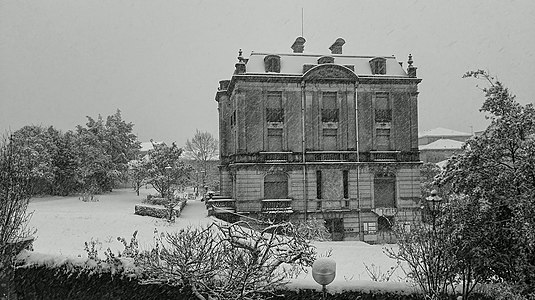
[26,188,414,293]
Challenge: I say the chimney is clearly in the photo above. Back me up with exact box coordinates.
[329,38,345,55]
[291,37,306,53]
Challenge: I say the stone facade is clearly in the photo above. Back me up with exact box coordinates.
[214,38,422,242]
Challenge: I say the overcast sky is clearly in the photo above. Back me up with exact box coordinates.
[1,0,534,146]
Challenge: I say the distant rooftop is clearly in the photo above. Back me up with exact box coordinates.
[419,139,465,150]
[418,127,472,138]
[140,141,163,152]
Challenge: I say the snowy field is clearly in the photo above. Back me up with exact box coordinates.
[26,188,414,293]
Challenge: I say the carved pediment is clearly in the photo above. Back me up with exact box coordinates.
[303,64,358,82]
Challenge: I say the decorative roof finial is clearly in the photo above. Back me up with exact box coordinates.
[407,54,417,78]
[238,49,244,62]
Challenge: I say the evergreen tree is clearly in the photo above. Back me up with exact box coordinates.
[438,70,535,293]
[141,141,193,198]
[74,110,140,193]
[10,125,57,195]
[48,128,78,196]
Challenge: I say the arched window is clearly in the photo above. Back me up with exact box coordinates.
[264,173,288,199]
[264,55,281,73]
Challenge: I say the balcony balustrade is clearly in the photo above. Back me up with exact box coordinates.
[221,150,419,164]
[207,198,236,214]
[261,199,293,213]
[370,151,399,161]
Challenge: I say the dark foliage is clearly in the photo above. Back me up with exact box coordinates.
[13,263,496,300]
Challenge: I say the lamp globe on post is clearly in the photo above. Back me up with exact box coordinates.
[425,189,442,229]
[312,257,336,300]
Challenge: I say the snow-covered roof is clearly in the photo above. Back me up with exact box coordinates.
[418,127,472,138]
[245,52,408,77]
[140,141,163,152]
[419,139,464,150]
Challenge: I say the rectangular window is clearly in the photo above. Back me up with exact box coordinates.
[322,92,339,122]
[266,108,284,122]
[374,176,396,208]
[230,111,236,126]
[323,128,337,150]
[343,170,349,199]
[264,174,288,199]
[375,93,391,122]
[267,128,283,152]
[266,92,284,122]
[316,170,322,199]
[376,128,391,151]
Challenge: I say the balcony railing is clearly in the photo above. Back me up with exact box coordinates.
[370,151,400,161]
[207,198,236,214]
[221,151,419,164]
[261,199,293,213]
[305,151,359,162]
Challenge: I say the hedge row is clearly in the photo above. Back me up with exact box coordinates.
[13,264,493,300]
[134,200,186,219]
[14,264,423,300]
[14,264,193,300]
[13,249,494,300]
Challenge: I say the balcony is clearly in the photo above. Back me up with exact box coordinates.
[372,207,398,217]
[207,198,236,214]
[305,151,359,162]
[261,199,293,214]
[221,150,419,165]
[370,151,400,161]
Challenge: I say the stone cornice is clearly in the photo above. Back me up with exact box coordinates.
[218,71,422,98]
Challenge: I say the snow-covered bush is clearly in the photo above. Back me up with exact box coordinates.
[291,217,331,241]
[136,221,316,300]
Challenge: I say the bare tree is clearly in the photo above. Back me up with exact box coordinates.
[0,135,35,299]
[137,221,315,300]
[184,130,218,193]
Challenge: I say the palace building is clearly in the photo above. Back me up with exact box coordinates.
[213,37,422,243]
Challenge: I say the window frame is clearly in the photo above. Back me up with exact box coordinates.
[263,173,289,199]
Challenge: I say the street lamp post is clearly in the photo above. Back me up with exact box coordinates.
[165,165,172,200]
[426,189,442,229]
[200,170,206,186]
